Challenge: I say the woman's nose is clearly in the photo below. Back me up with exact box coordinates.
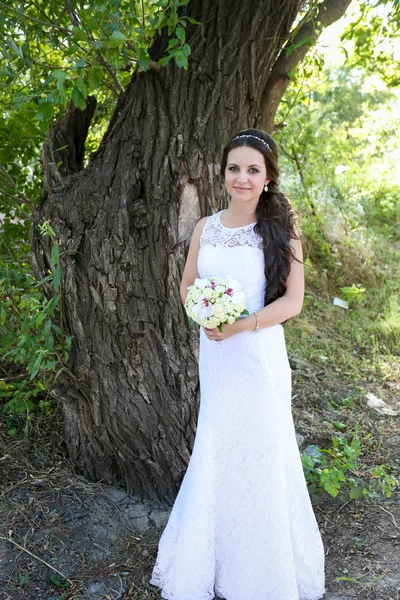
[236,171,248,182]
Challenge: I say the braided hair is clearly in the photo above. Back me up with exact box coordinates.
[220,128,301,307]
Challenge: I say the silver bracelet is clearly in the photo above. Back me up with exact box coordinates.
[253,312,259,333]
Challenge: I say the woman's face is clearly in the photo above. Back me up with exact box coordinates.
[224,146,269,203]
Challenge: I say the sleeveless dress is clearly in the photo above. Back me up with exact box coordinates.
[149,210,325,600]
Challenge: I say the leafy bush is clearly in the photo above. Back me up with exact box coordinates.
[339,284,366,307]
[302,428,398,500]
[0,222,71,433]
[359,182,400,234]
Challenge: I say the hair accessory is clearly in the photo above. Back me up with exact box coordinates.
[253,312,260,334]
[233,134,271,151]
[264,183,269,192]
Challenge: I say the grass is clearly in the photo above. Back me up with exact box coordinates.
[286,222,400,390]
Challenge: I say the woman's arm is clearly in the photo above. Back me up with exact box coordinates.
[237,237,304,333]
[179,216,208,304]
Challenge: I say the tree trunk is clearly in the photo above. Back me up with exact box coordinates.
[32,0,316,503]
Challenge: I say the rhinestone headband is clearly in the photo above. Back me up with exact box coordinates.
[233,134,271,151]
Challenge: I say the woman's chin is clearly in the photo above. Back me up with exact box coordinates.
[230,192,259,203]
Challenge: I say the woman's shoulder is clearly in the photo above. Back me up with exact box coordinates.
[189,215,211,246]
[195,212,219,233]
[197,215,209,227]
[194,212,222,247]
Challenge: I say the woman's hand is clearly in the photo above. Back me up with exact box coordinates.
[203,319,243,341]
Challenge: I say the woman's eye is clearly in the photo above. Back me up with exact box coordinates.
[228,167,259,173]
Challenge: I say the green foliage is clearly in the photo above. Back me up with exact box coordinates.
[339,284,366,306]
[280,22,400,504]
[341,1,400,87]
[288,262,400,389]
[0,100,42,260]
[302,429,399,499]
[359,180,400,231]
[277,64,399,223]
[50,573,70,588]
[0,0,200,217]
[17,572,31,586]
[276,52,400,306]
[0,221,71,432]
[0,0,197,131]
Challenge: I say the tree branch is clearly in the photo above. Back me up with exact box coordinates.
[62,0,124,96]
[64,0,80,27]
[260,0,353,132]
[94,50,124,95]
[42,96,97,191]
[0,1,71,33]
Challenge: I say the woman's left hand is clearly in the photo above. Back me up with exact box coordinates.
[203,320,242,341]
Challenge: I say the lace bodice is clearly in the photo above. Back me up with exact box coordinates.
[200,210,264,249]
[198,210,267,315]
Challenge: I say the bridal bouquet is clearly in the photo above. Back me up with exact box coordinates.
[184,275,249,331]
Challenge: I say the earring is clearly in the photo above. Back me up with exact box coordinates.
[264,183,269,192]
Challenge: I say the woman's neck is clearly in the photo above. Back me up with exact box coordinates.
[223,203,257,224]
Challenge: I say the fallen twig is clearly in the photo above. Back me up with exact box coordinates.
[376,504,399,530]
[336,498,353,515]
[0,479,29,498]
[0,536,71,583]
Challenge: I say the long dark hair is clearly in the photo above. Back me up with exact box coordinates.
[221,128,301,307]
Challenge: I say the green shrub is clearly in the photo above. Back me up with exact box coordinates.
[302,428,398,500]
[0,221,71,433]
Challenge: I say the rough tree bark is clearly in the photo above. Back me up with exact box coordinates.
[31,0,350,503]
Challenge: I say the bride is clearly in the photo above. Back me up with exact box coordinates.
[150,128,325,600]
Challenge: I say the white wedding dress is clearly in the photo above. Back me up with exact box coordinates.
[150,210,325,600]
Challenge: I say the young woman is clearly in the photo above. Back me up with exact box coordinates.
[150,129,325,600]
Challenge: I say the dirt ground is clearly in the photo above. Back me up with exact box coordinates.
[0,370,399,600]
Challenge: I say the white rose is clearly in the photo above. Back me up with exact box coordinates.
[213,305,226,319]
[232,302,245,313]
[191,289,202,302]
[206,317,220,329]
